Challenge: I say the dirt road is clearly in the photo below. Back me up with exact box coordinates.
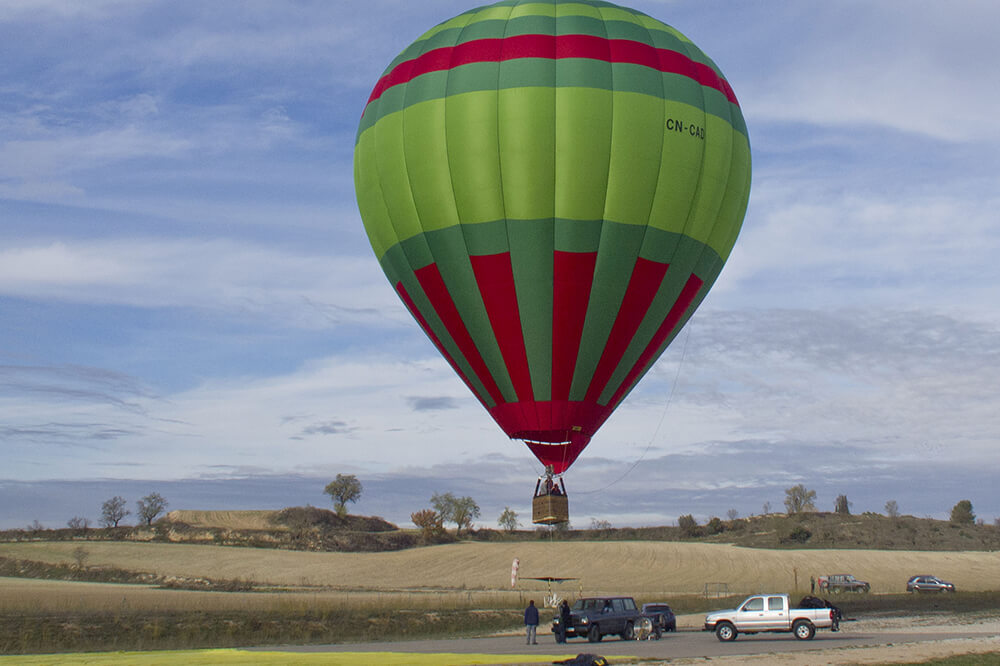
[255,613,1000,664]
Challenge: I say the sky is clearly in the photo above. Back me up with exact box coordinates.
[2,0,999,531]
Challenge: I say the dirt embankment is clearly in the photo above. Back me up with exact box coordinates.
[165,510,281,531]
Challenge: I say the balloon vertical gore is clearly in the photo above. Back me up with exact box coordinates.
[354,0,751,474]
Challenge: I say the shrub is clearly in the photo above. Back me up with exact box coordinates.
[678,514,702,538]
[784,525,812,544]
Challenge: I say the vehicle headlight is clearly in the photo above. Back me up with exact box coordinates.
[580,617,589,624]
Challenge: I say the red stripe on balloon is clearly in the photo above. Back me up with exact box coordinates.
[607,272,704,408]
[470,253,534,403]
[365,34,738,111]
[584,257,670,404]
[413,264,505,406]
[552,251,598,401]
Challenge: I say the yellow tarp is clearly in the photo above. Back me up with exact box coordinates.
[0,649,570,665]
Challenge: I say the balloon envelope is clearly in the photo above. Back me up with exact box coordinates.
[355,0,751,473]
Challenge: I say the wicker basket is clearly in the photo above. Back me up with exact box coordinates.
[533,494,569,525]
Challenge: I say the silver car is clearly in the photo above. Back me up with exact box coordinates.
[906,575,956,592]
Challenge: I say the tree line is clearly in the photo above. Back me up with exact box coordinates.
[23,474,989,534]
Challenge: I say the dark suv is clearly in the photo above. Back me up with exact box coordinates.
[818,574,870,593]
[641,603,677,637]
[553,596,642,642]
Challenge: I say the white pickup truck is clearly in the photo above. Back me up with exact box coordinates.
[704,593,838,641]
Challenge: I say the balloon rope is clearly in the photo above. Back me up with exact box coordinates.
[575,318,694,495]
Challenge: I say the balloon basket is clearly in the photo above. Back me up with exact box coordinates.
[533,494,569,525]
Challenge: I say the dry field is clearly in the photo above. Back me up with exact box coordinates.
[164,510,283,531]
[3,540,1000,597]
[0,576,517,613]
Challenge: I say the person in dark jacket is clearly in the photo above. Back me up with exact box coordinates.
[524,600,539,644]
[556,599,571,643]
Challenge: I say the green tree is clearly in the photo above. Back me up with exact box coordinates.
[452,496,481,534]
[431,492,457,525]
[784,484,817,514]
[834,494,851,515]
[431,492,480,535]
[950,499,975,525]
[324,474,363,516]
[498,507,519,532]
[100,496,130,527]
[136,493,168,525]
[678,514,701,537]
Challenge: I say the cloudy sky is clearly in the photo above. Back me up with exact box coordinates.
[2,1,999,531]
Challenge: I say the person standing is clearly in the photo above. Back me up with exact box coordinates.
[557,599,571,643]
[524,599,539,644]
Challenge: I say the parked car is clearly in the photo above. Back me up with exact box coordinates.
[552,596,642,642]
[817,573,870,593]
[704,593,838,641]
[907,575,956,593]
[641,603,677,637]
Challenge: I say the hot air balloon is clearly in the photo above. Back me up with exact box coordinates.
[354,0,751,524]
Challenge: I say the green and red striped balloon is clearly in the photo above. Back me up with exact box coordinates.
[354,0,751,473]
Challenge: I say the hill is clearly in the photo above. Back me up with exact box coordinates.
[501,511,1000,551]
[166,507,397,533]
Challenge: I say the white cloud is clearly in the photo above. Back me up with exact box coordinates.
[743,3,1000,143]
[0,126,192,180]
[0,239,402,328]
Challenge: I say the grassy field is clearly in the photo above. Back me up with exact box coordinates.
[4,538,1000,656]
[3,540,1000,596]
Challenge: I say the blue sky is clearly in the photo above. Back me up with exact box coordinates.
[2,1,999,530]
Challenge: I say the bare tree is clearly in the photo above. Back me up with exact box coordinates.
[136,493,168,525]
[884,500,899,518]
[100,496,130,528]
[834,494,851,515]
[784,484,817,514]
[324,474,363,516]
[67,516,91,532]
[589,518,612,530]
[762,501,772,515]
[72,546,89,570]
[726,508,739,521]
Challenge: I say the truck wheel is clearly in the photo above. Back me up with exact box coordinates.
[793,620,815,640]
[622,621,634,640]
[715,622,737,642]
[588,625,601,642]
